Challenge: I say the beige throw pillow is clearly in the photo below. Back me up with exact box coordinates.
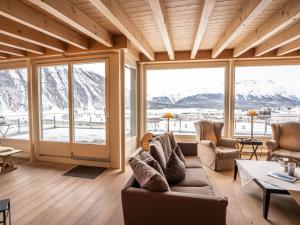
[129,157,170,192]
[174,145,186,166]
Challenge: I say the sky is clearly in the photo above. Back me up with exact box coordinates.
[147,65,300,98]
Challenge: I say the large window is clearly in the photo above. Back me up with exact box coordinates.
[72,62,106,144]
[147,67,225,133]
[40,65,69,142]
[39,62,107,144]
[125,66,137,137]
[234,65,300,136]
[0,68,29,140]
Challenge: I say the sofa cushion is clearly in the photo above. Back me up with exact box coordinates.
[174,145,186,165]
[129,157,170,192]
[216,147,240,159]
[175,168,210,187]
[139,150,165,176]
[184,156,202,168]
[279,122,300,151]
[150,139,167,171]
[165,150,186,184]
[271,149,300,160]
[170,186,214,196]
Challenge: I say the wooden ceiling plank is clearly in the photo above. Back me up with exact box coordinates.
[191,0,216,59]
[0,16,66,52]
[148,0,174,60]
[89,0,154,60]
[255,23,300,56]
[0,34,45,54]
[0,44,26,56]
[233,0,300,57]
[212,0,271,58]
[27,0,113,47]
[277,38,300,56]
[0,52,8,59]
[0,0,89,49]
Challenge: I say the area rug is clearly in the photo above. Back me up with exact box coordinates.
[63,165,106,179]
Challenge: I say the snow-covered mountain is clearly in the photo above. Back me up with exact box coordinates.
[0,67,105,114]
[148,79,300,109]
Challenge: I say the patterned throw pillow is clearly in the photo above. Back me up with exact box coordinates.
[174,145,186,166]
[139,150,165,176]
[167,132,178,149]
[150,139,167,171]
[129,157,170,192]
[155,133,173,162]
[165,150,186,184]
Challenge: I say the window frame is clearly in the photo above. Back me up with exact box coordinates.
[142,61,230,138]
[36,59,109,145]
[231,59,300,138]
[125,64,137,138]
[0,62,31,142]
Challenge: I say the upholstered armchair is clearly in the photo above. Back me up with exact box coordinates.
[194,120,240,171]
[266,122,300,161]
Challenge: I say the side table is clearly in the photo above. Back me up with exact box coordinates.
[237,138,263,160]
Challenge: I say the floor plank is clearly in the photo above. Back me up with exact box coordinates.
[0,160,299,225]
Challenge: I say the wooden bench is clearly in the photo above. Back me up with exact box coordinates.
[0,147,22,175]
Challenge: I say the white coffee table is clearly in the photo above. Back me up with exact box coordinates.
[234,160,300,219]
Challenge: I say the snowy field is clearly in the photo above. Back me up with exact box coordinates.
[147,108,300,135]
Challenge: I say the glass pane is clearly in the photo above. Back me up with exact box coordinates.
[72,62,106,144]
[125,66,137,137]
[0,68,29,139]
[147,67,225,134]
[234,65,300,136]
[40,65,69,142]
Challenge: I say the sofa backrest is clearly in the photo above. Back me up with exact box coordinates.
[194,120,224,143]
[272,122,300,151]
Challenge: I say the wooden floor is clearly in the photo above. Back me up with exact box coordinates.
[0,159,299,225]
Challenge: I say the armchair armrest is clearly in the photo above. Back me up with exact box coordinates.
[218,138,239,149]
[178,142,197,156]
[265,140,279,152]
[199,140,217,151]
[122,187,228,225]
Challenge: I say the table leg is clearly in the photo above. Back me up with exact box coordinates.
[234,161,238,180]
[0,156,17,174]
[250,144,259,160]
[263,189,271,219]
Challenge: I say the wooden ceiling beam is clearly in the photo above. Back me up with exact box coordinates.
[27,0,113,47]
[0,53,8,59]
[191,0,216,59]
[0,16,66,52]
[212,0,271,58]
[89,0,154,60]
[0,44,26,56]
[0,34,45,54]
[0,0,89,49]
[277,38,300,56]
[148,0,174,60]
[233,0,300,57]
[255,23,300,56]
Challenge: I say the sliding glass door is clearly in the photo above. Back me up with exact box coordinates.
[40,65,69,142]
[72,62,106,144]
[37,60,108,158]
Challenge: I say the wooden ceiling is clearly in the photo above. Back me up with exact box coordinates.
[0,0,299,61]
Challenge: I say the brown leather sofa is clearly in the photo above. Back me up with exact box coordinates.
[122,143,228,225]
[266,122,300,161]
[194,120,240,171]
